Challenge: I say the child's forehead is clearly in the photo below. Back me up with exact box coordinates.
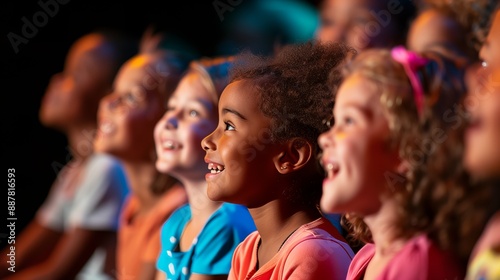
[220,80,262,109]
[335,74,385,111]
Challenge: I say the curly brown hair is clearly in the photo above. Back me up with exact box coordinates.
[229,41,356,206]
[403,120,497,266]
[338,48,488,261]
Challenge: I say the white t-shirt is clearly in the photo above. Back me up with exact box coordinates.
[37,153,129,280]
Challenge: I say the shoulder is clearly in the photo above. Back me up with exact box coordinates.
[85,153,126,175]
[467,247,500,280]
[280,226,354,280]
[215,203,252,219]
[290,227,354,258]
[232,231,260,260]
[471,211,500,260]
[76,153,129,195]
[385,235,464,279]
[347,243,375,278]
[287,217,354,259]
[205,203,256,234]
[163,204,190,226]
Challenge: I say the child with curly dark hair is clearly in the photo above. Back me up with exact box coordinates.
[201,41,356,280]
[318,46,473,279]
[154,56,256,280]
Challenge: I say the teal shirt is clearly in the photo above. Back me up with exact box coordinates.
[157,203,256,279]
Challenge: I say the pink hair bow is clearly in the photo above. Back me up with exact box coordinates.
[391,46,429,116]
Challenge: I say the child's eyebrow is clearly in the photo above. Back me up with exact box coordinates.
[222,107,247,120]
[195,98,214,111]
[335,103,373,119]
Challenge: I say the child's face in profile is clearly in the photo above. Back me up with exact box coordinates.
[464,69,500,179]
[316,0,399,51]
[94,55,166,161]
[318,74,400,215]
[154,71,218,179]
[202,79,282,207]
[39,34,111,130]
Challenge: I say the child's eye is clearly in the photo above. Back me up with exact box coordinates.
[189,110,199,117]
[224,121,235,131]
[343,116,354,125]
[124,93,138,105]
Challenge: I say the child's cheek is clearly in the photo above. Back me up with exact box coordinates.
[334,131,347,141]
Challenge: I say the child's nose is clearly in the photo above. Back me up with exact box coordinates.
[202,132,216,151]
[318,130,333,150]
[165,117,178,130]
[103,94,120,111]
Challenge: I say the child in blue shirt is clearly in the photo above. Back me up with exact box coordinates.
[154,56,256,280]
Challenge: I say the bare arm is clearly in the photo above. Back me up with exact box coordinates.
[0,220,61,277]
[155,270,166,280]
[137,261,158,280]
[4,227,116,280]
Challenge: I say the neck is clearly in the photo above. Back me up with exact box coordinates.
[364,196,407,256]
[122,160,162,210]
[180,178,222,227]
[66,124,97,161]
[249,199,321,252]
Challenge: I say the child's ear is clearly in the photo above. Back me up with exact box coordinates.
[273,138,313,174]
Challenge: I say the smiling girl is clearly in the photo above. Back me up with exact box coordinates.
[153,56,256,280]
[202,42,355,280]
[318,46,472,279]
[92,48,192,280]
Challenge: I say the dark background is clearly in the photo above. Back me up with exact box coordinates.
[2,0,321,249]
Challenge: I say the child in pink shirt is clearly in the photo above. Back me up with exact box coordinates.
[318,46,472,279]
[202,42,355,280]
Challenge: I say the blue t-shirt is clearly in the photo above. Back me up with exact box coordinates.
[156,203,256,279]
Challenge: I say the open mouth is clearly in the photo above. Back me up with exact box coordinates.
[324,161,340,179]
[208,162,225,174]
[99,120,115,135]
[467,114,482,130]
[161,139,181,150]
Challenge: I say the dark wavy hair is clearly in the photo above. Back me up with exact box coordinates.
[229,41,356,207]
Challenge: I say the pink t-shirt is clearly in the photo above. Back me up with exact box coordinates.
[347,234,465,280]
[228,217,354,280]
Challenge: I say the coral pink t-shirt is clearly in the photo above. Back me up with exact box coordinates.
[228,217,354,280]
[347,234,465,280]
[116,184,187,280]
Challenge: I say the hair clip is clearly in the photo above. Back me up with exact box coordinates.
[391,46,430,116]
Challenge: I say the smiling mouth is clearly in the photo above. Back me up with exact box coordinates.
[208,162,225,174]
[467,115,482,130]
[99,121,115,135]
[161,140,181,150]
[325,162,340,178]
